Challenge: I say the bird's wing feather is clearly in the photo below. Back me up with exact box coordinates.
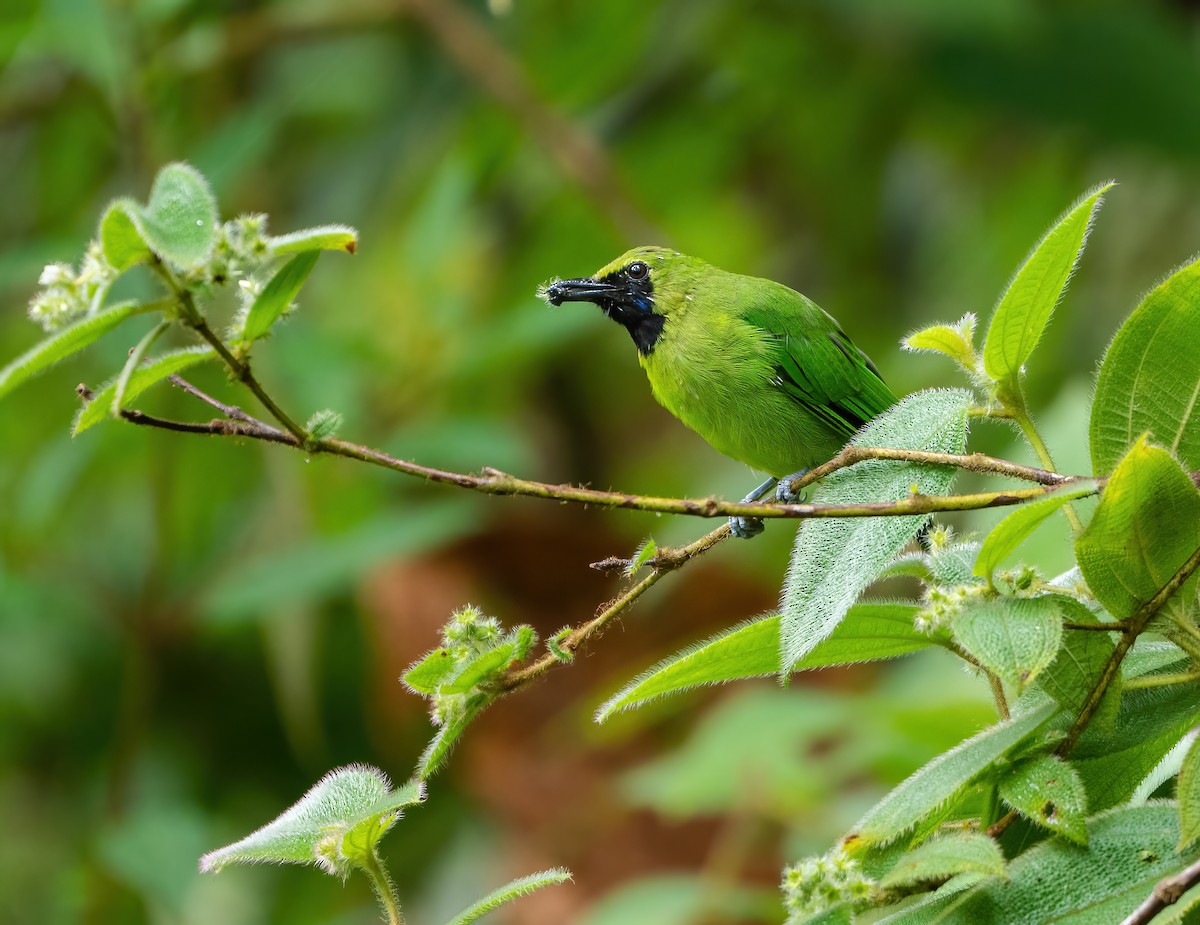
[743,295,896,438]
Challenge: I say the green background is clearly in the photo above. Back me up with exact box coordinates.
[2,1,1199,922]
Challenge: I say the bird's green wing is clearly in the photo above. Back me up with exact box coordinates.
[744,298,897,438]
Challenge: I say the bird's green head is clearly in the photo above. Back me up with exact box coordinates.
[540,245,701,355]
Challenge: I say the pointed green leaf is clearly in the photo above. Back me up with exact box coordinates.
[781,389,971,671]
[999,754,1088,845]
[880,832,1006,889]
[937,803,1200,924]
[983,182,1112,388]
[1179,735,1200,849]
[269,224,358,255]
[138,163,218,268]
[953,596,1063,691]
[1091,256,1200,474]
[0,301,141,401]
[419,692,490,780]
[628,538,658,576]
[239,251,320,344]
[73,347,216,435]
[199,765,424,874]
[902,313,977,368]
[850,701,1056,845]
[442,868,572,925]
[99,199,151,271]
[974,482,1101,582]
[440,642,517,693]
[1076,438,1200,620]
[402,647,457,695]
[596,603,925,722]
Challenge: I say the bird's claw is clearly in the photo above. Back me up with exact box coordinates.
[729,515,765,539]
[775,469,811,504]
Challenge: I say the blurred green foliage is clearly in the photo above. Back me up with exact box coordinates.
[4,1,1200,923]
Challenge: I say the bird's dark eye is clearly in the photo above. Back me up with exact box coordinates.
[626,261,649,281]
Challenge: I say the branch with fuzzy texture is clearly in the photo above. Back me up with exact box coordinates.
[1121,855,1200,925]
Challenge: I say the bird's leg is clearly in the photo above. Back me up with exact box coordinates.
[775,468,811,504]
[729,476,777,539]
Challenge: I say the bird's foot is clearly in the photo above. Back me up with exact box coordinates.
[775,468,811,504]
[729,515,765,539]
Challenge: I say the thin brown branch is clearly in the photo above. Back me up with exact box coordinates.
[1058,542,1200,758]
[1121,855,1200,925]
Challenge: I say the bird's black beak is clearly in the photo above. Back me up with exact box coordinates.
[543,277,621,307]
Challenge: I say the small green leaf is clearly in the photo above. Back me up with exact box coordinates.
[596,603,925,722]
[902,313,977,368]
[440,642,517,693]
[781,389,971,672]
[73,347,215,435]
[240,251,320,344]
[138,162,218,268]
[850,701,1056,845]
[199,765,424,875]
[441,868,572,925]
[1076,438,1200,620]
[952,596,1064,691]
[1091,256,1200,474]
[628,538,658,576]
[1179,735,1200,849]
[99,200,151,271]
[419,692,489,780]
[880,832,1006,889]
[0,301,141,401]
[402,648,457,695]
[998,754,1088,845]
[983,182,1112,391]
[940,803,1200,923]
[269,224,358,255]
[974,482,1101,583]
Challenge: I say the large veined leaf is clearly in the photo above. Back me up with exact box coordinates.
[935,803,1200,924]
[596,603,926,722]
[781,389,971,671]
[0,302,141,401]
[952,596,1064,692]
[998,754,1088,845]
[983,183,1112,392]
[1075,438,1200,620]
[1091,256,1200,474]
[849,701,1055,845]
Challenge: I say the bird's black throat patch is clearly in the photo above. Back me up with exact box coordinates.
[599,271,665,355]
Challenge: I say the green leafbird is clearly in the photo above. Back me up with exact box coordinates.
[541,246,897,537]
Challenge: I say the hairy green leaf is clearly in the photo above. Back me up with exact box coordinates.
[73,347,215,435]
[240,251,320,344]
[1091,256,1200,474]
[880,832,1006,889]
[999,754,1088,845]
[974,482,1100,583]
[442,868,572,925]
[137,163,218,267]
[850,701,1055,845]
[1181,736,1200,850]
[0,302,141,401]
[1076,438,1200,620]
[199,766,424,874]
[902,313,977,368]
[983,182,1112,389]
[781,389,971,671]
[440,642,518,694]
[402,648,458,695]
[1035,596,1119,727]
[937,803,1200,923]
[419,692,489,780]
[99,200,151,271]
[596,603,925,722]
[269,224,358,255]
[953,596,1063,691]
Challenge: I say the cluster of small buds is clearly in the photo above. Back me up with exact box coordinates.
[913,582,988,634]
[782,848,875,918]
[431,691,468,728]
[207,214,271,286]
[28,242,118,332]
[442,605,503,658]
[996,564,1041,593]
